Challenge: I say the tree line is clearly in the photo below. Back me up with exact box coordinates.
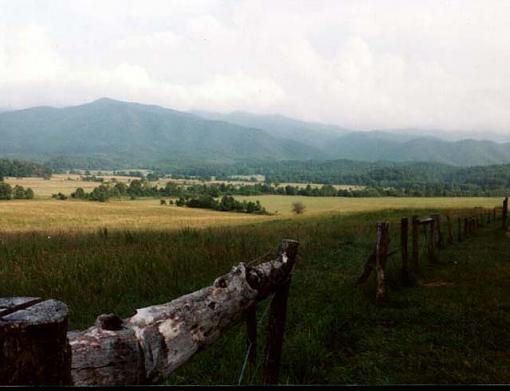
[0,183,35,200]
[0,159,51,179]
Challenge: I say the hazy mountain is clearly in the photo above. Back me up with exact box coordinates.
[193,110,348,149]
[0,98,322,166]
[0,98,509,168]
[194,111,510,166]
[323,133,510,166]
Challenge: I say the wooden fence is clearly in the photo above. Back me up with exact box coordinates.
[0,240,299,386]
[2,196,508,385]
[358,197,509,302]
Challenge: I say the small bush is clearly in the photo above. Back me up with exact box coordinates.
[292,201,306,214]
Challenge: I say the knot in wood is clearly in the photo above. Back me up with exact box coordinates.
[213,277,228,289]
[95,313,123,330]
[245,267,262,290]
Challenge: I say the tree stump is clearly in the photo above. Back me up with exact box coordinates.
[0,297,71,385]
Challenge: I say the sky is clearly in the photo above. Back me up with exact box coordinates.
[0,0,509,134]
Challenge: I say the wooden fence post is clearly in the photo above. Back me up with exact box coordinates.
[246,305,257,368]
[411,216,420,275]
[503,197,508,231]
[262,240,299,385]
[375,222,390,303]
[431,214,444,249]
[446,215,453,245]
[427,220,438,263]
[457,217,462,242]
[464,218,469,237]
[400,218,410,283]
[0,298,72,385]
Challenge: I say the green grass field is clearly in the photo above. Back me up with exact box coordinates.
[1,201,509,384]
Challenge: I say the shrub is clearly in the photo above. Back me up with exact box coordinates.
[292,201,306,214]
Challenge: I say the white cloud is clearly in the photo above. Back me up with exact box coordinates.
[0,0,509,133]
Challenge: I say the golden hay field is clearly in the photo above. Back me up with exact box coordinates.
[0,174,503,233]
[0,199,268,233]
[4,174,363,199]
[0,194,503,234]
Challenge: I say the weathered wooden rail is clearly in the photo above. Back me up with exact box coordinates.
[0,239,299,386]
[358,197,508,302]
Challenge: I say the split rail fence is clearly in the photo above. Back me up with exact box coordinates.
[357,197,509,302]
[1,196,508,385]
[0,240,299,386]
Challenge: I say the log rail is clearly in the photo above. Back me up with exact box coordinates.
[1,240,299,386]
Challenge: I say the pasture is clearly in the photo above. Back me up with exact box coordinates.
[0,195,503,233]
[1,206,509,384]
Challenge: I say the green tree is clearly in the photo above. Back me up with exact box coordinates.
[0,183,12,200]
[13,185,26,199]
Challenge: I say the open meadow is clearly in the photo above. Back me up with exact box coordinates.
[1,204,509,384]
[2,174,509,384]
[0,196,503,233]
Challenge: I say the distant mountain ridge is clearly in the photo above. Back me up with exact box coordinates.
[194,110,510,166]
[0,98,509,168]
[0,98,323,166]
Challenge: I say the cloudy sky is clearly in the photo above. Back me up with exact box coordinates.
[0,0,509,133]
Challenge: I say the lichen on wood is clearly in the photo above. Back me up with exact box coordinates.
[68,239,299,385]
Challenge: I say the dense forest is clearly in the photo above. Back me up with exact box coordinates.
[164,159,510,195]
[0,159,51,179]
[3,157,510,197]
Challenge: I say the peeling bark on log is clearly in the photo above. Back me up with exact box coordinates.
[68,239,299,385]
[0,298,71,385]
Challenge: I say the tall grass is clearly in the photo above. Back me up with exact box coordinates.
[1,206,509,384]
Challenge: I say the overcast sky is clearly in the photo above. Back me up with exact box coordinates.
[0,0,509,133]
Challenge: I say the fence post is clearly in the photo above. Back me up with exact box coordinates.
[375,222,390,303]
[457,217,462,242]
[246,305,257,368]
[431,214,444,249]
[400,218,410,283]
[446,215,453,245]
[464,218,469,237]
[494,207,497,222]
[427,220,438,263]
[503,197,508,231]
[411,216,420,275]
[262,240,299,385]
[0,298,72,385]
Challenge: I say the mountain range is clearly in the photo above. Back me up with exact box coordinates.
[0,98,509,168]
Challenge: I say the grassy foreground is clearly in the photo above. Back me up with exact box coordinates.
[1,206,509,384]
